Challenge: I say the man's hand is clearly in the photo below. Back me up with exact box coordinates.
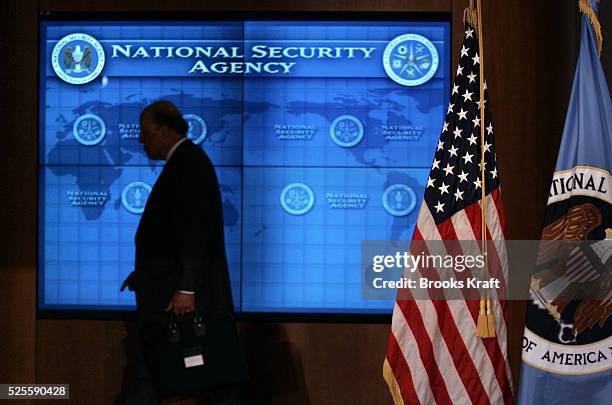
[165,291,195,315]
[120,271,137,292]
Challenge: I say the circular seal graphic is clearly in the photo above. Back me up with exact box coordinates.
[329,115,364,148]
[522,188,612,375]
[51,33,106,85]
[280,183,315,215]
[121,181,152,215]
[382,184,417,216]
[72,114,107,146]
[183,114,208,145]
[383,33,439,86]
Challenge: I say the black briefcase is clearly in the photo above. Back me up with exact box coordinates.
[141,312,248,399]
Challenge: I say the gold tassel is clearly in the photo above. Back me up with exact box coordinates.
[476,299,489,337]
[383,358,405,405]
[578,0,603,55]
[486,299,496,337]
[477,299,496,338]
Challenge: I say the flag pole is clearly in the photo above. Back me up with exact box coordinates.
[475,0,495,338]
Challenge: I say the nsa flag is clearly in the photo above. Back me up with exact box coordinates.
[518,1,612,404]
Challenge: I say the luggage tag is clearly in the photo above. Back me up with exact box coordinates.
[184,315,205,368]
[183,346,204,368]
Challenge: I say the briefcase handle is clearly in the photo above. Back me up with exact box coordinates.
[168,311,206,343]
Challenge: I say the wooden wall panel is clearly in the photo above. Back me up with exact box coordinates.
[0,0,604,403]
[0,2,38,404]
[38,0,451,13]
[36,320,131,404]
[33,320,391,404]
[239,322,390,404]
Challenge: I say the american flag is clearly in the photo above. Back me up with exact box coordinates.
[383,22,515,405]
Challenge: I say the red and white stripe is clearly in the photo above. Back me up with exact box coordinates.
[385,189,515,405]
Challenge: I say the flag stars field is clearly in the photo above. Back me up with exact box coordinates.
[419,26,501,223]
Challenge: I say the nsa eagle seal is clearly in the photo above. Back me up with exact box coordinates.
[383,33,439,87]
[524,188,612,374]
[121,181,152,215]
[51,33,105,85]
[280,183,315,215]
[382,184,416,217]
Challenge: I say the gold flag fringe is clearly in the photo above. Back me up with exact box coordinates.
[579,0,603,55]
[383,358,405,405]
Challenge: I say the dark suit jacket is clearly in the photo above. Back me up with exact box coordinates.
[133,139,233,323]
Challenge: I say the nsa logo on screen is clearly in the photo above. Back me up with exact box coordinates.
[280,183,315,215]
[51,33,106,85]
[329,115,364,148]
[72,113,106,146]
[382,184,416,217]
[121,181,152,215]
[383,33,439,87]
[183,114,208,145]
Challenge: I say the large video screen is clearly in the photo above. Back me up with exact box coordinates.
[38,17,450,314]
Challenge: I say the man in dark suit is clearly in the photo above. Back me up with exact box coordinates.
[121,101,240,404]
